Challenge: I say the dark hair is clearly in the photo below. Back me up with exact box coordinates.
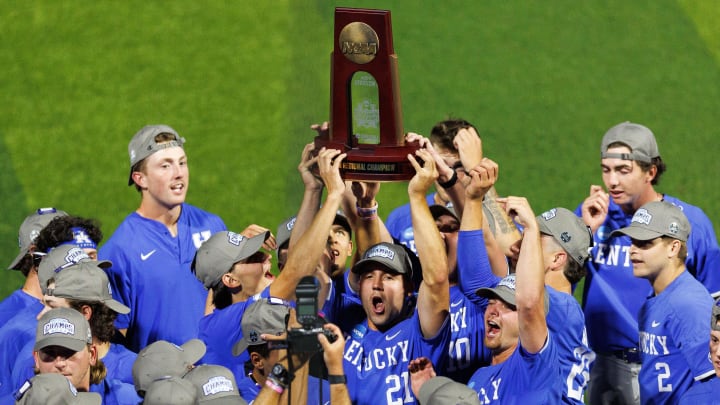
[563,258,586,285]
[248,342,270,359]
[67,300,118,343]
[211,284,233,310]
[35,216,103,253]
[429,118,475,153]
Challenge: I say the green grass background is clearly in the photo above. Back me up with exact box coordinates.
[1,1,720,302]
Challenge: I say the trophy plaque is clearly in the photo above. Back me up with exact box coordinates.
[314,7,419,181]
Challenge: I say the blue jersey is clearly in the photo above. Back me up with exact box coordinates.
[638,271,714,404]
[385,193,436,254]
[467,335,562,404]
[458,229,594,404]
[99,203,226,351]
[198,288,268,381]
[0,306,39,397]
[323,271,366,335]
[343,312,450,405]
[446,285,491,384]
[576,195,720,353]
[236,373,330,405]
[90,378,142,405]
[0,289,42,326]
[679,377,720,404]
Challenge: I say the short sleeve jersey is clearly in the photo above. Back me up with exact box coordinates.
[99,203,226,352]
[638,271,714,404]
[385,193,436,254]
[343,311,450,405]
[0,289,42,326]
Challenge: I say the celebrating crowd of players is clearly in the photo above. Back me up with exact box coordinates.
[1,118,719,405]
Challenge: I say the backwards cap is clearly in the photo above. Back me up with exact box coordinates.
[14,373,101,405]
[351,242,413,279]
[610,201,690,242]
[418,376,481,405]
[193,231,270,289]
[232,298,289,356]
[183,364,243,404]
[34,307,92,353]
[8,208,68,270]
[132,339,206,393]
[536,207,593,265]
[127,124,185,185]
[600,121,660,163]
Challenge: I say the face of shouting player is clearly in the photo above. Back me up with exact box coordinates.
[359,268,408,332]
[484,298,519,359]
[136,146,188,210]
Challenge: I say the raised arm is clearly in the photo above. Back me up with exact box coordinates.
[287,142,325,249]
[408,148,450,338]
[500,196,547,353]
[270,148,346,300]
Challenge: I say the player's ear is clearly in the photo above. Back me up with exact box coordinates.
[222,273,239,288]
[131,171,147,188]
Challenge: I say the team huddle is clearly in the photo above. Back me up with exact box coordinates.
[1,119,719,405]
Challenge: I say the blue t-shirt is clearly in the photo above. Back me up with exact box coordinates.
[343,312,450,405]
[0,305,40,397]
[90,378,142,405]
[0,289,42,326]
[322,271,367,335]
[679,377,720,404]
[458,229,594,404]
[576,195,720,353]
[467,335,562,404]
[99,203,226,352]
[385,193,436,254]
[638,271,714,404]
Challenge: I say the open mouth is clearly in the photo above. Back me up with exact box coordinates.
[171,183,184,192]
[487,320,500,337]
[372,296,385,314]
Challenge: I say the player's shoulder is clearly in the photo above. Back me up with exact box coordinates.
[662,195,713,224]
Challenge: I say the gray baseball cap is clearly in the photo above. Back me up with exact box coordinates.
[193,230,270,289]
[536,207,592,265]
[8,208,68,270]
[610,201,690,242]
[418,376,481,405]
[476,275,549,313]
[351,242,413,279]
[14,373,101,405]
[49,261,130,315]
[184,364,244,404]
[712,299,720,332]
[600,121,660,163]
[143,376,197,405]
[232,298,289,356]
[34,307,92,352]
[127,124,186,186]
[476,275,518,307]
[275,215,297,252]
[132,339,207,393]
[38,245,111,295]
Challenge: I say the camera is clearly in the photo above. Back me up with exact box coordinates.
[287,276,337,353]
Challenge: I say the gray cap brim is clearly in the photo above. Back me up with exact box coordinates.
[475,286,516,307]
[8,249,28,270]
[34,335,87,353]
[610,226,663,241]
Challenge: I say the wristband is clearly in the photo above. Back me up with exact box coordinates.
[265,378,285,394]
[438,170,458,189]
[327,374,346,385]
[357,202,378,218]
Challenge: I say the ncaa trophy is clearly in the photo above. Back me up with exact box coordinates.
[314,7,419,181]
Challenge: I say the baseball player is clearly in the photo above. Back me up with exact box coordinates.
[612,201,714,404]
[679,299,720,403]
[99,124,227,352]
[341,148,451,405]
[577,122,720,404]
[466,196,563,403]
